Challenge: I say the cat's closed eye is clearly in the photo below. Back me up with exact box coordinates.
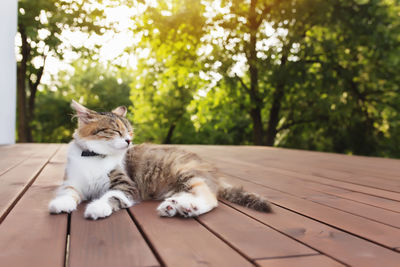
[113,130,123,137]
[93,128,122,137]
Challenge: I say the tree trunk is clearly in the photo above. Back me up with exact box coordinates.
[247,0,264,145]
[250,107,263,145]
[27,59,46,142]
[17,24,30,142]
[265,52,288,146]
[349,80,376,155]
[163,123,176,144]
[265,83,284,146]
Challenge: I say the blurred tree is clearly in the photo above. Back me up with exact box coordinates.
[202,0,330,145]
[191,79,253,145]
[20,0,400,158]
[31,59,132,142]
[17,0,109,142]
[280,0,400,157]
[130,0,206,144]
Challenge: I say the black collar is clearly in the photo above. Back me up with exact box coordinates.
[81,150,106,158]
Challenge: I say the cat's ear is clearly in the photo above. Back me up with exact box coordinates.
[112,106,127,117]
[71,100,97,123]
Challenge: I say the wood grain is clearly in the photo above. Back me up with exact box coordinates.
[218,178,400,266]
[0,148,67,267]
[2,144,400,266]
[215,160,400,228]
[198,203,317,259]
[186,146,400,201]
[203,151,400,208]
[69,205,159,267]
[0,144,59,222]
[130,201,253,267]
[0,143,50,177]
[256,255,344,267]
[222,175,400,248]
[192,145,400,193]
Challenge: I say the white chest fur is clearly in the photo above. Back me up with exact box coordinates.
[65,141,125,200]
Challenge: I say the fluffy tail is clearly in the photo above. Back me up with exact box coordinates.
[218,183,271,212]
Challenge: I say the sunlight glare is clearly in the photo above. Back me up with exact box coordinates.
[42,2,141,87]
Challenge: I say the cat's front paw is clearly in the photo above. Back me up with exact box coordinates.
[49,195,77,214]
[84,200,112,220]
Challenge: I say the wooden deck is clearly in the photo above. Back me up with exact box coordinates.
[0,144,400,267]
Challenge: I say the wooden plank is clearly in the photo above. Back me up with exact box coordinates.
[214,160,400,229]
[282,177,400,213]
[256,255,344,267]
[184,146,400,201]
[50,143,69,163]
[0,147,67,267]
[185,148,400,223]
[310,160,400,182]
[239,144,400,175]
[304,194,400,228]
[249,161,400,202]
[218,178,400,266]
[318,189,400,213]
[220,174,400,248]
[241,149,400,193]
[0,144,23,175]
[0,144,59,222]
[69,205,159,267]
[198,203,317,260]
[227,160,400,213]
[130,201,253,267]
[64,141,159,267]
[268,147,400,180]
[0,143,49,176]
[185,146,400,194]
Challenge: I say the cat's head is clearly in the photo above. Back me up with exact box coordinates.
[71,100,133,155]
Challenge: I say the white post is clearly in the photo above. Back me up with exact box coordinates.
[0,0,17,144]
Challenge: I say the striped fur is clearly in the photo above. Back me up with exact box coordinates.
[218,185,271,212]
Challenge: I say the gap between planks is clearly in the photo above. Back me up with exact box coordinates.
[0,144,61,223]
[187,146,400,197]
[221,176,400,252]
[222,170,400,231]
[218,167,400,230]
[217,201,347,266]
[203,153,400,203]
[253,253,322,261]
[194,214,258,265]
[126,208,166,267]
[64,213,71,267]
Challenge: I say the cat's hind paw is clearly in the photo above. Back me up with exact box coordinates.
[157,195,209,218]
[157,199,178,217]
[174,197,201,218]
[49,195,77,214]
[84,199,112,220]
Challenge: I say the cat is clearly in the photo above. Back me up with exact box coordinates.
[48,100,271,220]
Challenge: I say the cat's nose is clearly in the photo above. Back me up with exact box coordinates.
[125,139,131,145]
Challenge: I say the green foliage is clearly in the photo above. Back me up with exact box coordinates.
[31,60,132,142]
[279,0,400,157]
[129,0,206,144]
[32,92,73,143]
[22,0,400,158]
[17,0,107,81]
[191,82,253,145]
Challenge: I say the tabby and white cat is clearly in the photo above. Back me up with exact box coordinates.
[48,100,271,220]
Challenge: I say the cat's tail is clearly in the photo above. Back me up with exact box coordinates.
[217,182,272,212]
